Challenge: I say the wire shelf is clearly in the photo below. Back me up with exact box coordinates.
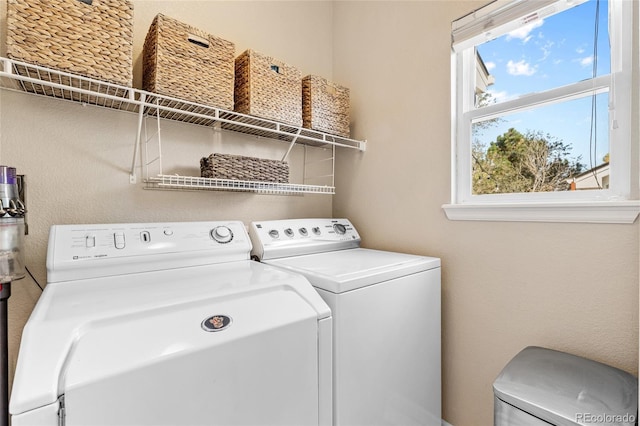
[145,175,335,195]
[1,58,139,112]
[0,57,366,151]
[0,57,365,195]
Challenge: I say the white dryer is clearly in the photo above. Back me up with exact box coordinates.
[10,221,332,426]
[249,218,441,426]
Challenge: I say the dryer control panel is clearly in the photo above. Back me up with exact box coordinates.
[249,218,361,260]
[47,221,251,283]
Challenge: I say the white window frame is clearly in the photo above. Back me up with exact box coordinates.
[444,0,639,223]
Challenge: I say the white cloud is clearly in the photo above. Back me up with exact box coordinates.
[579,56,594,67]
[485,61,496,71]
[507,59,536,76]
[539,41,555,61]
[507,20,544,43]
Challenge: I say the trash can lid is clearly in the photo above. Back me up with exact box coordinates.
[493,346,637,426]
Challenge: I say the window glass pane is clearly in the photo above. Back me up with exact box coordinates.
[474,0,610,108]
[471,92,609,195]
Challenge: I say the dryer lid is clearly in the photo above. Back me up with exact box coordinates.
[10,261,330,416]
[264,248,441,293]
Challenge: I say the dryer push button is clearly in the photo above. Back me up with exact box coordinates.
[114,232,125,249]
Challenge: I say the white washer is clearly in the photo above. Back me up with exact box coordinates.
[10,221,332,426]
[249,218,441,426]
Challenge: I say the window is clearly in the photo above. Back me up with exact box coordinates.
[445,0,639,223]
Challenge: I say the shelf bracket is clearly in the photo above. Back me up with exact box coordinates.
[282,128,302,162]
[1,58,12,75]
[130,92,146,184]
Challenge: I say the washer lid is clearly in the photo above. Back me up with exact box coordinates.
[493,346,638,426]
[10,261,330,416]
[264,248,441,293]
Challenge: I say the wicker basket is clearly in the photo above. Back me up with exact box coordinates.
[303,75,350,138]
[143,14,235,110]
[233,49,302,126]
[200,153,289,183]
[6,0,134,87]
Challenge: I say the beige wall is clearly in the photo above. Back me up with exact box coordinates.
[1,1,638,425]
[0,0,336,397]
[332,1,639,425]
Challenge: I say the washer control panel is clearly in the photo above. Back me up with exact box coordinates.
[47,221,251,282]
[249,218,360,260]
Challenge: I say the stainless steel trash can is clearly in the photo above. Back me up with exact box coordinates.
[494,346,637,426]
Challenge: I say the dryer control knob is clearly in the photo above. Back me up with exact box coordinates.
[211,226,233,244]
[333,223,347,235]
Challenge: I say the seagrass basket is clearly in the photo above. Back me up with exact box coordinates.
[303,75,350,138]
[200,153,289,183]
[233,50,302,126]
[143,14,235,109]
[6,0,134,87]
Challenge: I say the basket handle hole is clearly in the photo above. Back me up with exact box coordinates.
[76,0,93,5]
[326,85,337,95]
[270,65,281,74]
[188,34,210,49]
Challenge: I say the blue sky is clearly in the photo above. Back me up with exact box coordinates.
[474,0,610,169]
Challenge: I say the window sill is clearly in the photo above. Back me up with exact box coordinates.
[442,201,640,224]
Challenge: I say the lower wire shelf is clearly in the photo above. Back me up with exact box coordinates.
[144,175,336,195]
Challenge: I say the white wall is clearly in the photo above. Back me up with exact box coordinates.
[332,1,639,425]
[0,0,337,395]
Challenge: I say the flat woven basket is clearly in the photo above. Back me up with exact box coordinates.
[200,153,289,183]
[303,75,350,138]
[143,14,235,110]
[6,0,133,87]
[234,49,302,126]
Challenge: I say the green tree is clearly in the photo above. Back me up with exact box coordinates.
[473,128,584,195]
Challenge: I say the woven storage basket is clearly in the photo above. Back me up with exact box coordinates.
[234,49,302,126]
[200,153,289,183]
[143,14,235,109]
[6,0,133,87]
[303,75,350,138]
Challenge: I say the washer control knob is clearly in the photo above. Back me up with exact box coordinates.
[211,226,233,244]
[268,229,280,239]
[312,227,321,235]
[333,223,347,235]
[299,227,308,236]
[284,228,294,238]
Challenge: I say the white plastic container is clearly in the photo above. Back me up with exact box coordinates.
[494,346,637,426]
